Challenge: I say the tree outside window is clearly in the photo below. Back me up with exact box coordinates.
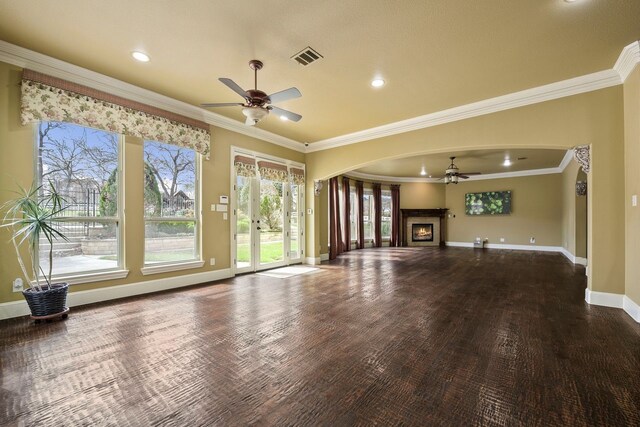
[143,141,198,265]
[36,121,121,276]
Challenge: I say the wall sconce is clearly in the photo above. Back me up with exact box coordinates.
[314,180,323,196]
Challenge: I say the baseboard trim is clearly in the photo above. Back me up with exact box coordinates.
[446,241,561,252]
[320,253,329,261]
[559,248,588,266]
[623,296,640,323]
[584,288,624,308]
[305,257,322,265]
[0,268,233,320]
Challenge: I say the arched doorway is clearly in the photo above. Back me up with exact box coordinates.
[575,169,588,264]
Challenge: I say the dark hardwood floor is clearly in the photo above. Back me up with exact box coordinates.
[1,247,640,426]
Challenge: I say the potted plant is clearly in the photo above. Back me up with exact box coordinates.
[1,181,70,320]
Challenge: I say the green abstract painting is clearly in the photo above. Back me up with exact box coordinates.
[465,191,512,215]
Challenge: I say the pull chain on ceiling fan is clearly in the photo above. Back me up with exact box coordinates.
[201,59,302,126]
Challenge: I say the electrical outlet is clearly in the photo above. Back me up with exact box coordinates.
[530,237,536,244]
[210,258,216,266]
[500,237,505,243]
[12,278,23,292]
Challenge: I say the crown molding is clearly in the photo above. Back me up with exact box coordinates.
[558,149,574,172]
[1,39,634,157]
[0,40,306,153]
[347,171,442,183]
[306,70,621,152]
[613,41,640,82]
[347,149,572,183]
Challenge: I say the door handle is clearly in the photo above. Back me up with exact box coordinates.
[257,227,261,230]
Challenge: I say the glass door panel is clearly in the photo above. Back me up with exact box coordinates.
[235,175,253,272]
[258,179,285,268]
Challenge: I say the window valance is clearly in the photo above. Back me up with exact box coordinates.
[289,167,305,185]
[20,69,211,157]
[234,155,257,177]
[257,160,289,182]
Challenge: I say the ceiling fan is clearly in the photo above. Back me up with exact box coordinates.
[201,59,302,126]
[442,156,481,184]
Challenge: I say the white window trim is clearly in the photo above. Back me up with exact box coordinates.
[36,269,129,286]
[142,142,202,268]
[34,123,125,277]
[141,260,205,276]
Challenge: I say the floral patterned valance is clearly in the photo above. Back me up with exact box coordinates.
[258,161,288,182]
[20,70,211,157]
[234,155,257,177]
[289,167,305,185]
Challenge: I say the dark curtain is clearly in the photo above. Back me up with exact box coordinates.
[390,184,401,247]
[356,181,365,249]
[372,183,382,247]
[329,177,343,260]
[341,177,351,252]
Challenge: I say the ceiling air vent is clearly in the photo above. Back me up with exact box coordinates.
[292,47,323,66]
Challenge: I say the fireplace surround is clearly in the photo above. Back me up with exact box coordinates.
[400,209,448,247]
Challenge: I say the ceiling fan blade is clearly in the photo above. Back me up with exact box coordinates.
[460,172,482,175]
[267,87,302,104]
[219,78,249,100]
[245,116,256,126]
[201,102,243,108]
[269,106,302,122]
[458,175,470,179]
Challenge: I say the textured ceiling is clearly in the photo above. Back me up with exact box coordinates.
[0,0,638,143]
[354,149,568,178]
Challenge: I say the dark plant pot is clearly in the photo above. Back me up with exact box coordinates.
[22,283,69,317]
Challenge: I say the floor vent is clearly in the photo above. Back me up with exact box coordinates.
[292,47,323,66]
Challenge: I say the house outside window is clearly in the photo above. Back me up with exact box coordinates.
[36,122,122,277]
[143,140,199,265]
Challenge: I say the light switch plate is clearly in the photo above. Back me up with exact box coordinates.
[633,195,637,207]
[307,208,313,215]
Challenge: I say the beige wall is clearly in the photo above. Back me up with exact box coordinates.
[445,174,563,246]
[625,66,640,305]
[561,160,578,256]
[561,159,589,257]
[0,61,303,304]
[400,182,446,209]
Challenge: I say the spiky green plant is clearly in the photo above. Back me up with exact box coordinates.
[1,181,68,291]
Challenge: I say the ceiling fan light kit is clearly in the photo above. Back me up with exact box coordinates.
[443,156,481,184]
[201,59,302,126]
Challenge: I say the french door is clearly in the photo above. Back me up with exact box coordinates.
[233,152,304,273]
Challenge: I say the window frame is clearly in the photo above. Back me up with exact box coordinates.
[381,189,392,241]
[34,122,127,284]
[363,189,374,241]
[141,140,202,271]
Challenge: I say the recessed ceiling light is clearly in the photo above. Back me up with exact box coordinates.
[131,51,150,62]
[371,78,385,88]
[280,115,289,121]
[420,166,427,176]
[503,159,512,167]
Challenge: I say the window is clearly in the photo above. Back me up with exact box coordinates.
[37,122,121,276]
[143,141,199,265]
[350,187,357,241]
[381,190,392,239]
[363,190,373,240]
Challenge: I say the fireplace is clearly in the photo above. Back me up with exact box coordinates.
[400,209,448,247]
[412,224,434,242]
